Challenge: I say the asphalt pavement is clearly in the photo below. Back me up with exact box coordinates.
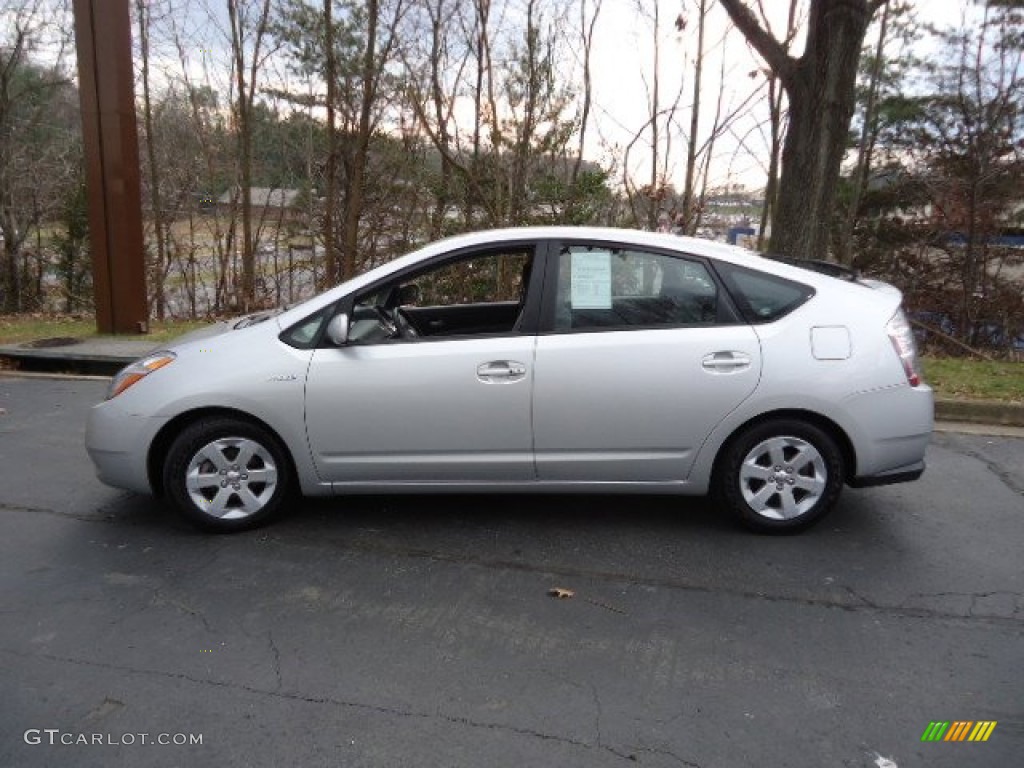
[0,376,1021,768]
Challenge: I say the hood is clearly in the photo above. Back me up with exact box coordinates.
[165,308,284,347]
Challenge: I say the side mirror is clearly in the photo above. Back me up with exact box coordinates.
[326,313,349,346]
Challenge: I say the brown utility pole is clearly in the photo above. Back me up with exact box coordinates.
[73,0,148,334]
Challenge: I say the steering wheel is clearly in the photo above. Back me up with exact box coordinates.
[375,284,421,339]
[373,306,399,337]
[373,305,419,339]
[393,307,419,338]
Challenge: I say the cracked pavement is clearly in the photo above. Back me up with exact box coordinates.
[1,377,1022,767]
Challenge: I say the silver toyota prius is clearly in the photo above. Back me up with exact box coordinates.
[86,227,933,533]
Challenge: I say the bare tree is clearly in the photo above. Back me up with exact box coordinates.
[275,0,407,282]
[719,0,887,260]
[341,0,383,281]
[323,0,338,287]
[752,0,799,250]
[0,1,76,312]
[572,0,602,189]
[834,0,915,265]
[137,0,172,319]
[399,0,471,236]
[678,0,708,232]
[169,10,238,315]
[226,0,274,310]
[621,0,686,229]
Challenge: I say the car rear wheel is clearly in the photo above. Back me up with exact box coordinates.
[163,417,291,532]
[715,419,844,533]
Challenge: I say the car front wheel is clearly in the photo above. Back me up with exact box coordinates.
[715,419,844,533]
[163,417,291,532]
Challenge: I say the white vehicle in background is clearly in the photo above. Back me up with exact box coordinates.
[86,227,933,533]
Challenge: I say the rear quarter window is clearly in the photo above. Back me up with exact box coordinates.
[715,262,814,323]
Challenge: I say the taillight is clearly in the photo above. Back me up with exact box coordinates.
[886,309,922,387]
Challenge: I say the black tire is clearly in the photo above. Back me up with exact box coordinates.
[163,417,292,533]
[713,419,845,533]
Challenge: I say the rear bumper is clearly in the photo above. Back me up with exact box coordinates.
[841,384,933,481]
[848,461,925,488]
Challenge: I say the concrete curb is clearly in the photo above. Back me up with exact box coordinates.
[934,398,1024,428]
[0,341,153,375]
[933,421,1024,438]
[0,341,154,365]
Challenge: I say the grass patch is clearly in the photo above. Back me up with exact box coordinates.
[0,315,211,345]
[922,356,1024,403]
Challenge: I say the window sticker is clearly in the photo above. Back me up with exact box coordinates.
[570,251,612,309]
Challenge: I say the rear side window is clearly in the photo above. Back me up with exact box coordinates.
[716,262,813,323]
[552,245,730,331]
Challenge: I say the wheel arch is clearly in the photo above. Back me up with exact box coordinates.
[147,407,299,497]
[709,408,857,490]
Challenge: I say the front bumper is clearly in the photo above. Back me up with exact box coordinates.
[85,400,169,495]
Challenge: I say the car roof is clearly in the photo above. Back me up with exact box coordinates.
[431,226,756,262]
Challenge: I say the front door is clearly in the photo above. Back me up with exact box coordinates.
[304,244,539,484]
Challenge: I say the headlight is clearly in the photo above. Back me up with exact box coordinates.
[107,351,176,399]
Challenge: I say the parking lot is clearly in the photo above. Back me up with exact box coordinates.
[1,376,1021,767]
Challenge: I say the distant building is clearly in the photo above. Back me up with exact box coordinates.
[216,187,303,221]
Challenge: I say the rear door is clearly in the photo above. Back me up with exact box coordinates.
[532,241,762,482]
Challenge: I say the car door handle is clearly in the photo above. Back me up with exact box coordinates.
[477,361,527,381]
[701,351,752,372]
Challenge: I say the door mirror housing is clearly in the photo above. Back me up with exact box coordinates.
[326,313,349,346]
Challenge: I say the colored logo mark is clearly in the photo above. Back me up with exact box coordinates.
[921,721,997,742]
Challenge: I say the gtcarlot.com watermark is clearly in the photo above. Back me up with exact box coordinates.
[24,729,203,746]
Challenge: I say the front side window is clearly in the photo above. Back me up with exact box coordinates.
[553,245,722,331]
[348,247,534,343]
[404,250,530,307]
[280,307,329,348]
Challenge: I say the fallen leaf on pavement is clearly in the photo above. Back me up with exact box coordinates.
[548,587,575,599]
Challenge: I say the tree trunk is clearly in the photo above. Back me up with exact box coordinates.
[720,0,875,261]
[428,0,453,239]
[228,1,254,310]
[227,0,272,310]
[470,0,487,227]
[138,0,167,320]
[341,0,379,281]
[510,0,540,225]
[2,234,21,313]
[680,0,707,233]
[836,0,890,265]
[648,0,660,231]
[323,0,338,287]
[757,77,783,251]
[756,0,798,251]
[572,0,600,189]
[771,5,870,258]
